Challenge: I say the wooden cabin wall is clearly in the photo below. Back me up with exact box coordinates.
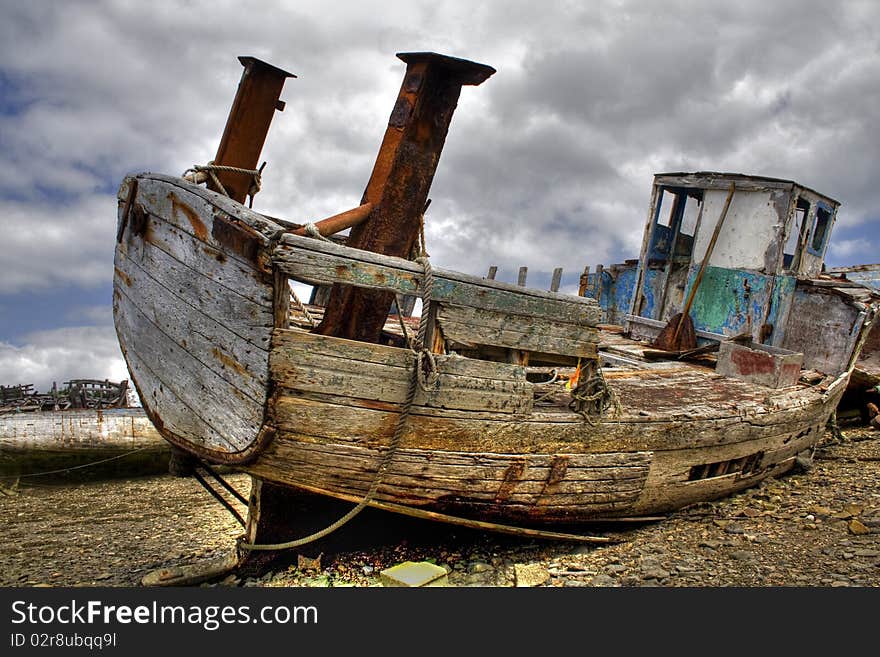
[694,188,788,273]
[781,286,865,375]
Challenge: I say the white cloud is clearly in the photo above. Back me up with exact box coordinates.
[0,195,116,293]
[0,326,129,393]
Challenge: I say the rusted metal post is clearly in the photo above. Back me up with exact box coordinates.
[209,56,295,205]
[316,52,495,343]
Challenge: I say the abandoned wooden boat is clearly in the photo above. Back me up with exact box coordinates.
[112,54,877,552]
[0,380,170,479]
[111,168,876,526]
[825,264,880,394]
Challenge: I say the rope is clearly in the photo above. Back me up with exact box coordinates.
[302,223,333,242]
[0,447,155,480]
[569,367,621,426]
[238,254,438,552]
[290,288,317,328]
[182,161,265,208]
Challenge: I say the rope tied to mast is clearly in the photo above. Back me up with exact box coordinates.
[182,161,266,208]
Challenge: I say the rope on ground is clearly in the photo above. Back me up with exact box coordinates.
[237,253,438,552]
[182,161,266,208]
[0,447,155,479]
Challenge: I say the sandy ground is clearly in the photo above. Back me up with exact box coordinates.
[1,426,877,588]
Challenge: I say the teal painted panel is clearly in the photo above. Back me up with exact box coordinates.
[686,266,772,336]
[767,274,796,346]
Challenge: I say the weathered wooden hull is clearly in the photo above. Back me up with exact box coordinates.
[112,174,867,527]
[0,407,170,479]
[244,327,847,523]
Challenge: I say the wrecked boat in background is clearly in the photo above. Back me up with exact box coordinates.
[0,379,170,480]
[112,54,877,561]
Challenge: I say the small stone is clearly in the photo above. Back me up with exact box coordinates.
[730,550,753,561]
[468,561,492,574]
[854,549,880,557]
[564,579,590,587]
[848,519,870,535]
[742,508,762,518]
[297,553,322,572]
[514,563,550,587]
[94,572,112,581]
[362,565,374,576]
[590,574,618,587]
[724,523,745,535]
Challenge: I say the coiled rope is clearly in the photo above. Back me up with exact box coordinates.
[182,161,266,208]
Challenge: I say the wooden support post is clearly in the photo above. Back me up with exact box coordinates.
[550,267,563,292]
[509,266,529,365]
[316,52,495,344]
[578,266,591,296]
[209,57,295,205]
[594,264,604,302]
[487,265,498,280]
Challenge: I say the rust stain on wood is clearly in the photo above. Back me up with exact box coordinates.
[495,460,525,502]
[547,456,568,485]
[731,349,775,375]
[211,347,248,376]
[170,193,208,241]
[211,213,260,265]
[114,267,132,287]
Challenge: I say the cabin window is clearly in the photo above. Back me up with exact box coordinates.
[783,198,810,271]
[674,192,702,258]
[656,190,677,228]
[808,204,832,256]
[648,188,685,264]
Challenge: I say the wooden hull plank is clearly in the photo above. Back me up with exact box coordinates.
[114,284,264,453]
[115,251,268,401]
[270,329,533,414]
[438,304,598,357]
[274,232,600,325]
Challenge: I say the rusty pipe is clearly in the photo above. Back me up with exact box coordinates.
[291,203,373,238]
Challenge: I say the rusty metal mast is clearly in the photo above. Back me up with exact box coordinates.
[315,52,495,343]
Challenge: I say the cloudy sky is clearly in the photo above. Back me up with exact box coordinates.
[0,0,877,392]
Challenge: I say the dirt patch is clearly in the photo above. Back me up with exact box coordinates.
[1,427,878,587]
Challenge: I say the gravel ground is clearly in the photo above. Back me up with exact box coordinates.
[1,425,878,588]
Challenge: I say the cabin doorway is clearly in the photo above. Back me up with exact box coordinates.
[641,187,704,321]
